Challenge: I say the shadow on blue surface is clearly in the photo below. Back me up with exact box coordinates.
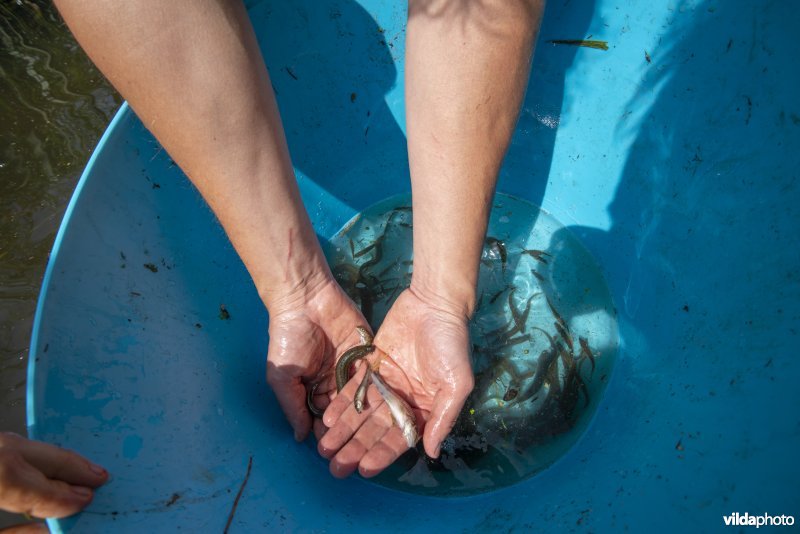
[27,0,798,531]
[553,0,800,519]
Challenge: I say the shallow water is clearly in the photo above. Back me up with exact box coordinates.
[326,193,618,495]
[0,2,120,526]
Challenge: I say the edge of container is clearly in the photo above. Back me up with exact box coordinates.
[26,101,131,534]
[26,101,132,439]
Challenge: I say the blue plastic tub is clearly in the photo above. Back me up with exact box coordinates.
[28,0,799,531]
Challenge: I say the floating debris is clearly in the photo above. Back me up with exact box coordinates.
[223,456,253,534]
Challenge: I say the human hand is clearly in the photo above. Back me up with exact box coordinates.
[266,278,373,442]
[0,432,108,519]
[318,287,474,477]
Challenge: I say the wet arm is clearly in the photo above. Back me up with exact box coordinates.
[401,0,544,454]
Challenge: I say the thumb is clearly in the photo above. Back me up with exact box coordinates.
[422,377,474,458]
[266,361,313,442]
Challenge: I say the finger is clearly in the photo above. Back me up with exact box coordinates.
[0,523,48,533]
[321,360,369,428]
[9,435,107,488]
[266,364,312,442]
[328,408,395,479]
[358,427,412,478]
[312,416,329,441]
[422,377,474,458]
[317,369,386,459]
[0,449,95,519]
[321,384,354,429]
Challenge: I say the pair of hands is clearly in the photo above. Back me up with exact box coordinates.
[266,278,474,478]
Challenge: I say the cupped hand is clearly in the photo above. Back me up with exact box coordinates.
[0,432,108,519]
[318,287,474,477]
[266,278,372,442]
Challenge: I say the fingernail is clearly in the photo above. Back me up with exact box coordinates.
[88,462,107,477]
[294,431,303,442]
[71,486,92,498]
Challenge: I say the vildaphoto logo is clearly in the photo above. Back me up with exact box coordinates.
[723,513,795,528]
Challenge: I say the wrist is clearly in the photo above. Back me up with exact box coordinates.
[409,269,477,319]
[257,247,334,316]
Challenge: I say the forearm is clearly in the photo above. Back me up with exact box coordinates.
[54,0,329,312]
[406,0,544,317]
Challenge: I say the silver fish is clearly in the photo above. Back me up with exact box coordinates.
[370,371,419,448]
[354,366,372,413]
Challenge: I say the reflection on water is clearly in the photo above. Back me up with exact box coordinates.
[0,1,120,440]
[326,193,618,495]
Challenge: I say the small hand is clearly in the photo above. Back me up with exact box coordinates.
[318,287,474,477]
[0,432,108,519]
[266,278,371,442]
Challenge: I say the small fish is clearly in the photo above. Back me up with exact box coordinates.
[308,326,374,417]
[561,358,590,410]
[489,288,506,304]
[486,237,507,271]
[517,327,559,402]
[554,320,574,352]
[354,366,372,413]
[355,326,371,344]
[353,242,376,258]
[578,336,596,375]
[335,328,375,391]
[371,371,419,447]
[507,289,537,337]
[306,379,326,418]
[547,39,609,51]
[522,249,551,264]
[503,387,519,402]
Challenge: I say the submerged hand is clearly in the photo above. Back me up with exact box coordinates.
[266,278,371,442]
[318,288,474,477]
[0,433,108,519]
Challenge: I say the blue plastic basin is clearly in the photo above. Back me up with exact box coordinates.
[28,0,799,531]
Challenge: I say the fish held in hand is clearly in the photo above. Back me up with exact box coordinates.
[370,370,419,448]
